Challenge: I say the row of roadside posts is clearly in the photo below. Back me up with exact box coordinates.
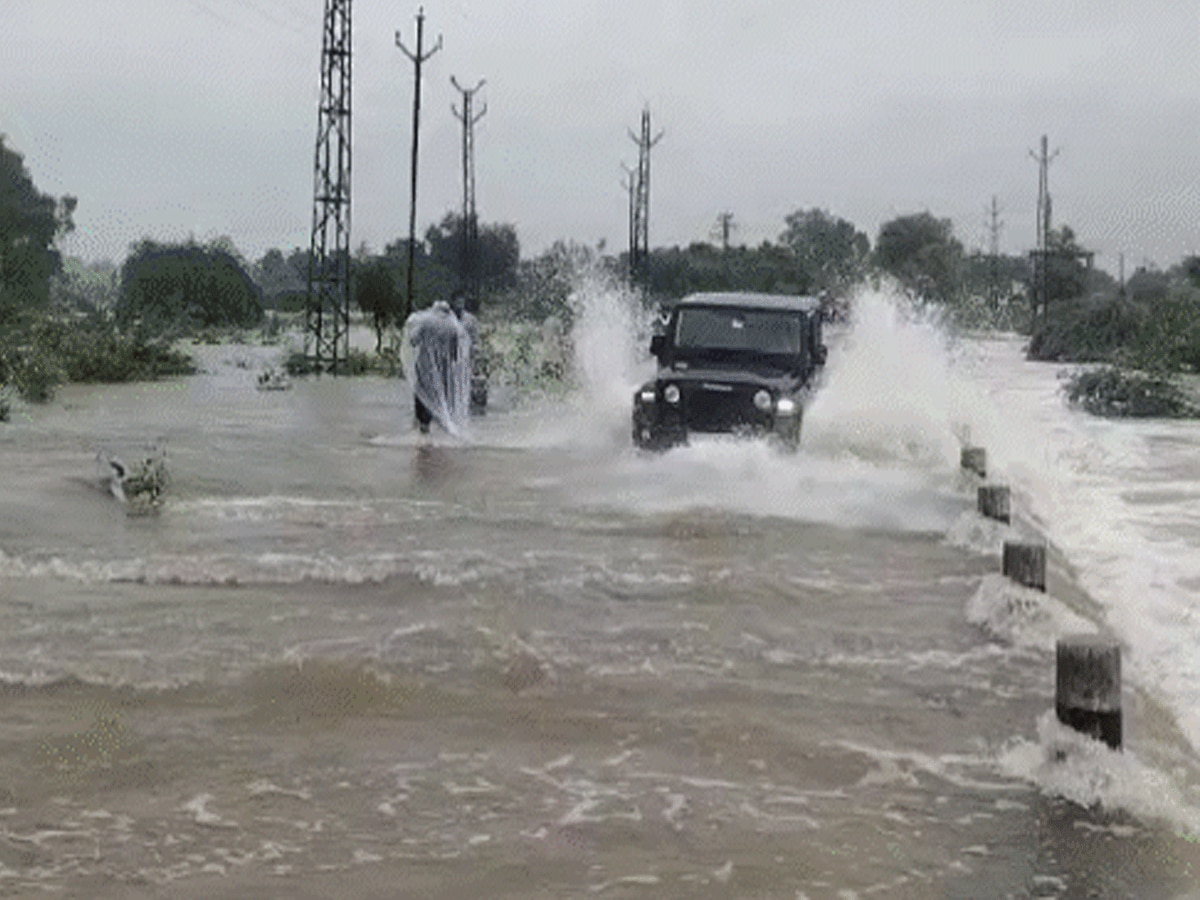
[961,445,1123,752]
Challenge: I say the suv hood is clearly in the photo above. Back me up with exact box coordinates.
[655,365,799,391]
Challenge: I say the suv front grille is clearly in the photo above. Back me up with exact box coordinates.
[681,381,768,432]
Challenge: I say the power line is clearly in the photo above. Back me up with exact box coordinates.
[181,0,308,39]
[181,0,238,28]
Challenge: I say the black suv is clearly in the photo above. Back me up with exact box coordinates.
[632,292,827,451]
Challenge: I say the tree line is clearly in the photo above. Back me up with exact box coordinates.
[4,130,1200,413]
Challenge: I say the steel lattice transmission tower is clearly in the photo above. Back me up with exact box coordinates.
[985,195,1004,311]
[305,0,353,374]
[451,75,486,300]
[627,106,663,281]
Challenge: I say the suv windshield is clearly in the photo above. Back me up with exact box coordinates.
[675,307,802,356]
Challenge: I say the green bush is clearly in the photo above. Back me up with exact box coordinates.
[8,346,64,403]
[37,318,194,383]
[0,316,194,400]
[1029,295,1142,363]
[1063,366,1200,418]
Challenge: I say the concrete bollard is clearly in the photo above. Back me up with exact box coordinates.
[977,484,1011,524]
[1002,541,1046,592]
[961,446,987,479]
[1056,635,1122,750]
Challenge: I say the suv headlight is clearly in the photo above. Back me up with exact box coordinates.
[639,388,657,404]
[753,389,772,411]
[776,397,797,415]
[663,384,681,404]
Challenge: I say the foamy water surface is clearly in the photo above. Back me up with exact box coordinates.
[1,282,1199,896]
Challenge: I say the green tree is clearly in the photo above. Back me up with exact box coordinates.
[490,240,597,323]
[1038,225,1092,312]
[425,212,520,298]
[381,236,450,320]
[1180,255,1200,290]
[1026,226,1131,362]
[638,241,806,299]
[253,247,308,309]
[874,212,964,304]
[0,136,76,326]
[118,239,263,333]
[779,208,869,296]
[354,259,399,352]
[1126,265,1170,303]
[51,257,120,314]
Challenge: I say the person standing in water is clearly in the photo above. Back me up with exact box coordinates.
[450,291,487,414]
[403,300,470,435]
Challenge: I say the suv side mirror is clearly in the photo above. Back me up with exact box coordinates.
[649,334,665,359]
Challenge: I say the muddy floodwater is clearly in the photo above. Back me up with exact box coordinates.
[2,291,1200,898]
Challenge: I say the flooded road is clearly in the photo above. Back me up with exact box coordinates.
[1,290,1198,897]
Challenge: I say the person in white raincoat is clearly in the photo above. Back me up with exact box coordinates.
[402,300,471,436]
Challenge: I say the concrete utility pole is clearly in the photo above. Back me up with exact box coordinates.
[620,162,637,266]
[1028,134,1059,322]
[305,0,352,374]
[396,7,442,315]
[451,75,486,302]
[627,106,663,281]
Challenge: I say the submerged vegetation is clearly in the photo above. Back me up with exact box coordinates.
[1063,366,1200,419]
[122,445,171,515]
[0,316,195,403]
[1020,230,1200,418]
[0,385,14,422]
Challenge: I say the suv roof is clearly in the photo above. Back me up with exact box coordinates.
[674,292,822,313]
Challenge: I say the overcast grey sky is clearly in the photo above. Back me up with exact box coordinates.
[3,0,1198,272]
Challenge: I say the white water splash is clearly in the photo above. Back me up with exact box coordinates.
[805,286,964,468]
[998,711,1200,838]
